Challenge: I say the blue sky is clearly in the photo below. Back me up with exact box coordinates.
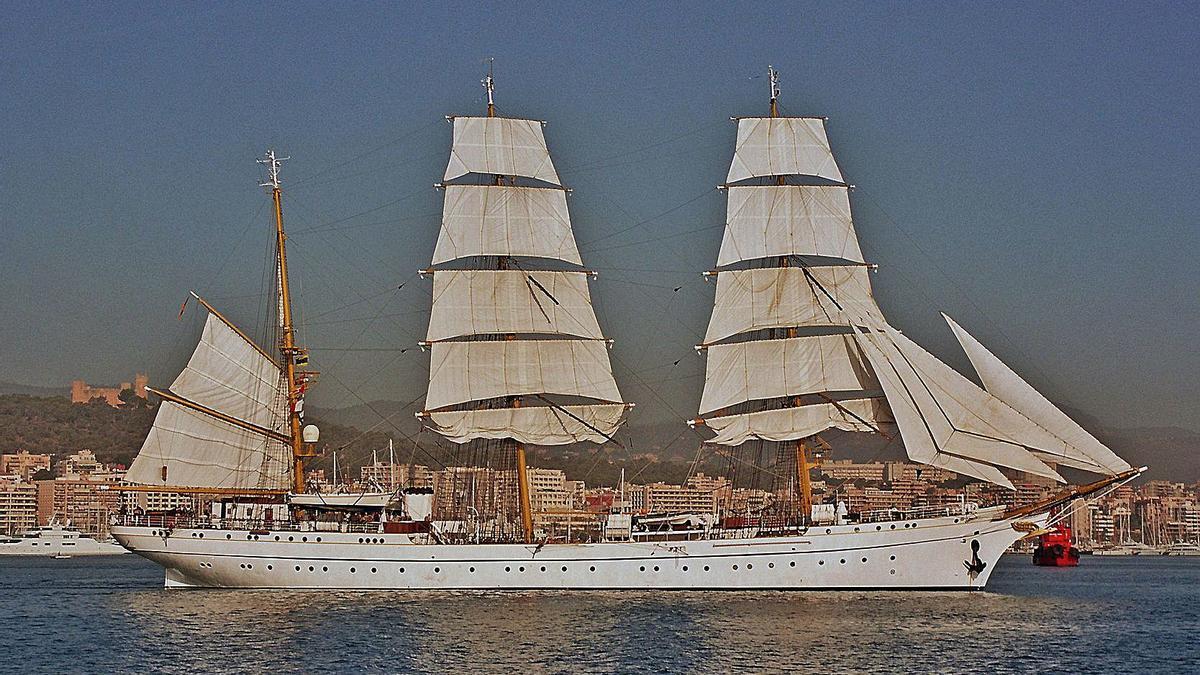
[1,2,1196,432]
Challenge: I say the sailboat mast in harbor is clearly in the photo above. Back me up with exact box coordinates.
[417,67,631,543]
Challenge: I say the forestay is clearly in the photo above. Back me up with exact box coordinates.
[126,312,290,490]
[444,117,560,185]
[943,314,1132,475]
[427,270,603,342]
[726,118,843,184]
[433,185,581,265]
[718,186,864,266]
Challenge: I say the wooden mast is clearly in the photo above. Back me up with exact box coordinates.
[259,150,312,494]
[483,63,534,543]
[769,65,815,525]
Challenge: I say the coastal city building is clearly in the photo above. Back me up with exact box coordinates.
[0,475,38,535]
[0,450,51,481]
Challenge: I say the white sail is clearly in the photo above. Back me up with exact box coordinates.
[703,398,891,446]
[726,117,843,184]
[427,403,627,445]
[853,322,1063,484]
[427,270,603,342]
[718,186,864,266]
[698,334,880,415]
[126,312,289,490]
[943,315,1132,475]
[126,403,291,490]
[444,117,560,185]
[426,339,622,410]
[704,266,881,345]
[433,185,581,265]
[849,326,1018,488]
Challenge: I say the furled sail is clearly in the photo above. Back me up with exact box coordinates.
[443,117,560,185]
[726,117,843,184]
[704,398,892,446]
[943,314,1131,475]
[422,109,627,446]
[433,185,581,265]
[718,186,864,266]
[126,312,290,490]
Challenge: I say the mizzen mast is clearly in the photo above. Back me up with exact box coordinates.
[258,150,315,494]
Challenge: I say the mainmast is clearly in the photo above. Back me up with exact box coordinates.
[258,150,314,494]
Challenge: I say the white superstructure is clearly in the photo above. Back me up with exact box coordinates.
[1,523,128,557]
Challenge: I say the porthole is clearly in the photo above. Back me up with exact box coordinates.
[358,538,364,544]
[434,567,440,574]
[818,560,825,566]
[790,561,796,568]
[561,566,568,572]
[854,527,860,532]
[226,534,232,540]
[973,530,980,536]
[267,565,273,571]
[350,567,356,573]
[199,533,204,538]
[890,525,896,530]
[246,535,251,540]
[890,569,896,575]
[505,566,511,573]
[316,537,321,542]
[890,555,896,561]
[295,565,301,571]
[732,565,739,570]
[653,566,660,572]
[302,537,308,542]
[768,562,774,569]
[274,536,280,541]
[639,566,646,572]
[308,566,315,572]
[371,568,377,573]
[589,566,596,572]
[400,568,405,573]
[840,559,846,565]
[825,528,831,534]
[682,566,689,572]
[540,566,547,572]
[876,525,882,531]
[703,566,710,571]
[288,536,294,542]
[469,567,475,573]
[747,563,753,570]
[861,557,867,563]
[247,564,253,569]
[519,566,526,572]
[322,566,328,572]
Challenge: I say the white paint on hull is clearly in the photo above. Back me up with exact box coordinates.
[111,507,1042,590]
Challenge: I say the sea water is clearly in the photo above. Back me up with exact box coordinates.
[1,554,1196,673]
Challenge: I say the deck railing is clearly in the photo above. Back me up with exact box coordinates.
[857,502,978,524]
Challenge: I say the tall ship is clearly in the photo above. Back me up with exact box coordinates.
[109,68,1141,589]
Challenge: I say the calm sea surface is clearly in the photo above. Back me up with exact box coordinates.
[0,553,1196,673]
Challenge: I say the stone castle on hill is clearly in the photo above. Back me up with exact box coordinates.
[71,373,148,407]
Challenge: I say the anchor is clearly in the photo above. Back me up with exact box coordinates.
[964,539,987,576]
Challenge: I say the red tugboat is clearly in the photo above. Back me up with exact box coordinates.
[1033,524,1081,566]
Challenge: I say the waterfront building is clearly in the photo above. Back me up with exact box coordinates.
[55,450,104,478]
[0,476,38,535]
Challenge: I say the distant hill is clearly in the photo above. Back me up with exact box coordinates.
[1,391,1194,484]
[0,381,67,398]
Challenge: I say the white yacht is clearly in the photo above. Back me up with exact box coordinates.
[0,523,129,557]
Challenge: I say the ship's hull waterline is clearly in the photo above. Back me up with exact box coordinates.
[110,507,1041,590]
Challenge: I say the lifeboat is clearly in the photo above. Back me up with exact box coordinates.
[1032,524,1081,566]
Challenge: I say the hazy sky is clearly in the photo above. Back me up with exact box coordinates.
[2,2,1197,435]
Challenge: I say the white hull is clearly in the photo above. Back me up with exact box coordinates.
[0,536,129,557]
[111,506,1042,590]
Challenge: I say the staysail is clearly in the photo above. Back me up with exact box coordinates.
[126,310,291,491]
[420,110,628,446]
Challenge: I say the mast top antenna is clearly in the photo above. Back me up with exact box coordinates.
[257,149,289,190]
[482,58,496,117]
[768,65,781,117]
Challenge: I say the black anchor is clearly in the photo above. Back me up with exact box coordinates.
[964,539,987,576]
